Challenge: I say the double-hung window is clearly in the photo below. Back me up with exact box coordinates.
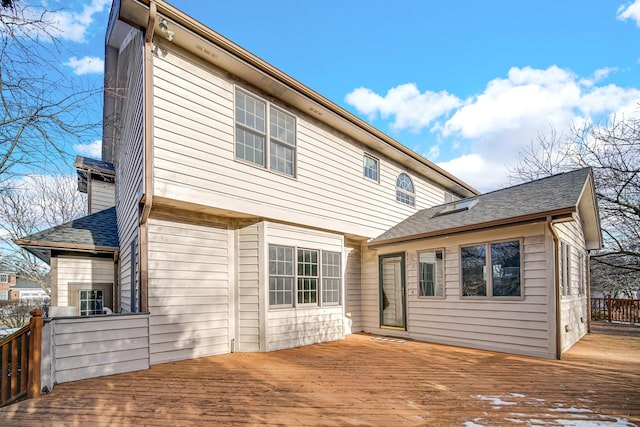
[419,249,444,297]
[235,89,296,176]
[461,240,522,298]
[268,245,341,308]
[363,154,379,182]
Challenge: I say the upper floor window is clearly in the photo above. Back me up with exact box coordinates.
[363,154,379,182]
[235,89,296,177]
[396,173,415,206]
[0,274,9,283]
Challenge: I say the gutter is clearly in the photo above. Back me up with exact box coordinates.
[546,216,562,360]
[367,207,576,248]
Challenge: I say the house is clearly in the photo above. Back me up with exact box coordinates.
[9,277,50,302]
[15,0,600,383]
[0,272,16,300]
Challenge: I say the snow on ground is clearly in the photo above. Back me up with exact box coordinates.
[465,394,637,427]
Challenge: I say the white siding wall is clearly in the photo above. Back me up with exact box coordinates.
[54,256,114,308]
[263,222,345,351]
[147,217,230,364]
[362,224,558,359]
[152,42,448,240]
[113,29,145,312]
[90,181,115,214]
[237,222,260,352]
[47,314,149,384]
[344,244,363,334]
[555,217,589,352]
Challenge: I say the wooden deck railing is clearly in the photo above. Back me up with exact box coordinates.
[591,297,640,324]
[0,309,43,407]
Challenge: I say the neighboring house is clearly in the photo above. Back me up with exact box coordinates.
[15,0,601,368]
[0,272,16,300]
[9,277,49,302]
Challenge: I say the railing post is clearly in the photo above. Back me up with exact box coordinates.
[606,295,612,323]
[27,309,43,400]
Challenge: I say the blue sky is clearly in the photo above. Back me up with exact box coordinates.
[49,0,640,192]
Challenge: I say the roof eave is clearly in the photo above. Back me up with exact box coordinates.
[367,207,577,248]
[115,0,478,197]
[14,239,119,255]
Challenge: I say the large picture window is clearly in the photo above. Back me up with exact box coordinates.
[461,240,522,298]
[268,245,341,308]
[235,89,296,176]
[418,249,444,297]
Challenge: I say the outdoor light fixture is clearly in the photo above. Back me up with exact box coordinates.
[159,19,174,41]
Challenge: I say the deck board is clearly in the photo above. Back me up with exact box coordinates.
[1,322,639,426]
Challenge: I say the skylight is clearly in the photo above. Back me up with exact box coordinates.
[435,198,478,217]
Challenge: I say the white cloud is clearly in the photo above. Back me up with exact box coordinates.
[64,56,103,75]
[617,0,640,26]
[348,64,640,192]
[11,0,111,43]
[345,83,462,131]
[73,140,102,158]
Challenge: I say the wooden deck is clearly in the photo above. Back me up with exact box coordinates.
[1,322,639,426]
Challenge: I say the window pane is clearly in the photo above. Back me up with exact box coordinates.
[297,249,319,304]
[419,250,443,297]
[491,241,521,297]
[270,141,294,176]
[461,245,486,296]
[322,251,341,305]
[269,245,294,307]
[396,173,415,206]
[270,107,295,145]
[236,127,265,166]
[364,155,379,181]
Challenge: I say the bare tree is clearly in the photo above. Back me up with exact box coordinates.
[0,298,48,328]
[0,175,86,294]
[0,1,101,185]
[509,112,640,279]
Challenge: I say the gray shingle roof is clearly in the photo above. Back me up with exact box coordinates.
[15,207,119,263]
[370,168,592,246]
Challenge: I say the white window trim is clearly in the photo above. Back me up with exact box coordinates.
[395,173,416,207]
[459,238,525,300]
[234,87,297,178]
[560,241,572,297]
[417,249,445,299]
[363,153,380,183]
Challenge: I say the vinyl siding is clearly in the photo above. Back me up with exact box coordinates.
[345,244,363,334]
[54,256,114,308]
[555,217,589,352]
[90,181,115,214]
[113,29,145,312]
[49,314,150,384]
[237,222,261,352]
[362,223,557,359]
[152,42,448,240]
[147,217,230,364]
[263,222,345,351]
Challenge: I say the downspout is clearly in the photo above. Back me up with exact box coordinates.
[586,251,592,333]
[547,216,562,360]
[139,1,156,312]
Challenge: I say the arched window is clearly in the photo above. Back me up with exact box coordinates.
[396,173,415,206]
